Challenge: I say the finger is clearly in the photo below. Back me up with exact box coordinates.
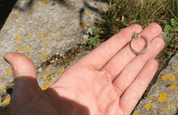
[4,52,42,113]
[101,23,162,80]
[78,24,142,70]
[119,59,158,115]
[113,37,164,96]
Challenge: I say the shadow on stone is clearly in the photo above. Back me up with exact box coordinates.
[176,110,178,115]
[9,77,90,114]
[13,0,34,11]
[79,0,109,35]
[0,0,18,30]
[94,0,109,3]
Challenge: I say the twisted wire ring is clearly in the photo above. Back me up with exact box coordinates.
[131,32,150,54]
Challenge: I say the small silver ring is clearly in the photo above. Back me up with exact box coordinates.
[131,32,150,54]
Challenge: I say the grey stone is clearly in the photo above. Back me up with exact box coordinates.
[133,51,178,115]
[0,0,109,108]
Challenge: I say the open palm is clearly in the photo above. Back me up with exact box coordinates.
[5,23,164,115]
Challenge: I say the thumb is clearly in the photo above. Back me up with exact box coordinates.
[4,52,41,112]
[4,52,36,79]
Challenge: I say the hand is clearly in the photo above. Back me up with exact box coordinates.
[4,23,164,115]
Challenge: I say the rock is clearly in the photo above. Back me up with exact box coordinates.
[0,0,109,109]
[133,51,178,115]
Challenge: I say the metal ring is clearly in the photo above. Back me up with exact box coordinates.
[131,32,150,54]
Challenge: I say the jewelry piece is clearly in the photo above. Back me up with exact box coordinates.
[131,32,150,54]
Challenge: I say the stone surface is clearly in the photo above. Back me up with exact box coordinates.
[133,51,178,115]
[0,0,109,109]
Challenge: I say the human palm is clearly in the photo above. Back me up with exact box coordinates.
[4,23,164,115]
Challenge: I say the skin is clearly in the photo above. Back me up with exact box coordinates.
[4,23,165,115]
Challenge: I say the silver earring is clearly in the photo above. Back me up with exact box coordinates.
[131,32,150,54]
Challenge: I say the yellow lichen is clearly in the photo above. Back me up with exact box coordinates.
[174,81,176,83]
[157,92,169,102]
[0,86,5,90]
[24,46,30,52]
[28,34,33,38]
[16,37,23,41]
[38,33,43,37]
[49,35,52,38]
[174,67,178,72]
[56,34,58,38]
[54,73,58,76]
[45,30,49,33]
[20,22,23,24]
[2,75,5,77]
[161,74,168,80]
[85,12,89,16]
[163,107,167,112]
[45,44,48,46]
[28,54,33,58]
[55,39,59,41]
[133,110,139,115]
[16,12,19,16]
[44,74,49,80]
[171,104,175,108]
[56,46,58,49]
[17,45,22,50]
[59,68,66,76]
[168,73,175,81]
[66,39,69,42]
[53,27,56,30]
[44,38,48,42]
[3,97,10,104]
[145,103,155,110]
[62,33,65,35]
[149,95,153,99]
[41,56,47,60]
[41,51,47,60]
[43,53,46,56]
[82,26,87,30]
[39,0,49,7]
[41,79,52,90]
[171,85,177,91]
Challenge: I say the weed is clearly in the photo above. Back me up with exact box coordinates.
[88,27,100,46]
[167,51,173,59]
[164,18,178,42]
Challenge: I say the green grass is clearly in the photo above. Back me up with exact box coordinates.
[88,0,178,62]
[88,0,178,45]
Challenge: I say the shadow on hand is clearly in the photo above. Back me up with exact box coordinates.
[10,77,90,115]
